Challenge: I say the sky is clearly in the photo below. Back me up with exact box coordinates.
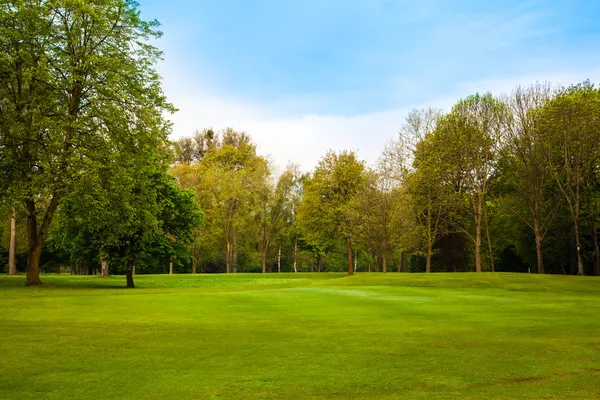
[140,0,600,172]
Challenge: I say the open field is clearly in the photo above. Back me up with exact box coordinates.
[1,273,599,399]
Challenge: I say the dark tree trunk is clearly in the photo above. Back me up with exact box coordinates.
[347,238,353,275]
[225,240,231,273]
[574,220,585,276]
[397,252,404,272]
[426,243,432,273]
[534,225,545,274]
[382,253,387,274]
[126,269,135,288]
[232,228,237,273]
[261,249,267,273]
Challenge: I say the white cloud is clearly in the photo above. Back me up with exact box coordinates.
[164,67,600,173]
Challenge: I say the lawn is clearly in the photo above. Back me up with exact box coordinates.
[0,272,599,399]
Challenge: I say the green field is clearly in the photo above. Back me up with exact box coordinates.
[1,273,599,399]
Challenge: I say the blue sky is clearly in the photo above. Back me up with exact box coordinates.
[141,0,600,170]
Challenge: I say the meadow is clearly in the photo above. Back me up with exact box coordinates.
[1,273,599,399]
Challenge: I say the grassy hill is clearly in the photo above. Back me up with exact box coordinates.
[1,273,599,399]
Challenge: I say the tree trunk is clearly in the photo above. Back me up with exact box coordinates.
[25,241,43,285]
[101,259,109,277]
[293,240,297,273]
[8,208,17,275]
[261,249,267,273]
[354,250,357,272]
[475,211,482,273]
[25,195,60,285]
[169,256,173,275]
[426,242,432,273]
[25,211,43,285]
[132,261,136,275]
[126,268,135,288]
[534,223,545,274]
[574,220,585,276]
[346,238,353,275]
[382,252,387,273]
[484,205,494,272]
[232,228,237,273]
[277,245,281,273]
[226,240,231,273]
[317,257,321,273]
[397,252,404,272]
[593,221,600,277]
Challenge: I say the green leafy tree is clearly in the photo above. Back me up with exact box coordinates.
[0,0,173,285]
[537,82,600,275]
[298,151,368,275]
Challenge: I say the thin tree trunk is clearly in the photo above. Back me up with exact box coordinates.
[226,240,231,273]
[534,222,545,274]
[592,221,600,276]
[126,268,135,288]
[346,238,353,275]
[132,261,136,275]
[293,240,298,273]
[169,256,173,274]
[261,248,267,273]
[277,245,281,273]
[398,252,404,272]
[8,208,16,275]
[382,252,387,273]
[317,257,321,273]
[574,220,584,276]
[475,204,482,273]
[484,204,494,272]
[426,242,432,273]
[354,250,357,272]
[232,228,237,273]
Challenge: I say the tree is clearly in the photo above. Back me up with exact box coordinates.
[429,94,505,272]
[171,130,269,273]
[256,165,296,273]
[0,0,173,285]
[497,83,562,274]
[298,151,368,275]
[538,82,600,275]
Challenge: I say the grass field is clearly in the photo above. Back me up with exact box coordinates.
[1,272,599,399]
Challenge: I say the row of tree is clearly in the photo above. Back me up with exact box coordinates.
[165,82,600,277]
[2,3,600,284]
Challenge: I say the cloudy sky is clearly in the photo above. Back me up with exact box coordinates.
[141,0,600,171]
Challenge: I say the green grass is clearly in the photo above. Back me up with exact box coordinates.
[1,272,599,399]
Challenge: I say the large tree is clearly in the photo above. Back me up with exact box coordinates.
[0,0,173,285]
[497,83,562,274]
[298,151,367,275]
[429,94,505,272]
[537,83,600,276]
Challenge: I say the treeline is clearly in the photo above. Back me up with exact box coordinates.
[2,3,600,284]
[166,81,600,276]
